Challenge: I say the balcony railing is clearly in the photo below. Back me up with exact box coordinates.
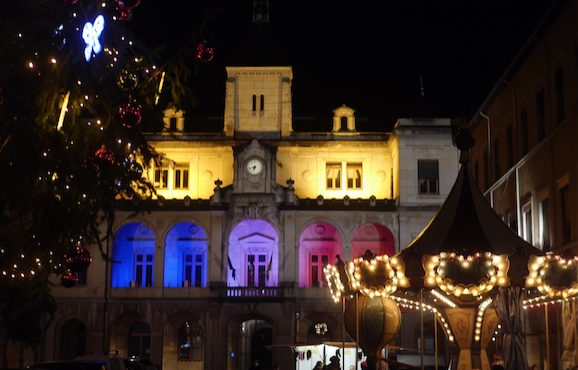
[225,287,282,298]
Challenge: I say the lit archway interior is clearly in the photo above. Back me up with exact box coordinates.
[299,222,343,288]
[351,223,395,258]
[228,219,278,287]
[112,223,156,288]
[164,222,208,288]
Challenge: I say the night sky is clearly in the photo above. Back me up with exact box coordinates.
[129,1,553,132]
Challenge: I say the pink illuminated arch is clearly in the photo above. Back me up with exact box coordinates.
[352,223,395,259]
[299,222,343,288]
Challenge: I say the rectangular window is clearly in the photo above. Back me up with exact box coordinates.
[539,192,550,250]
[506,125,514,169]
[536,88,546,142]
[135,254,154,287]
[418,160,439,195]
[520,107,529,156]
[326,163,341,189]
[246,254,268,288]
[310,254,329,287]
[174,164,189,189]
[347,163,362,189]
[522,201,533,245]
[555,66,565,124]
[184,254,203,287]
[154,168,168,189]
[483,149,489,191]
[560,177,571,244]
[493,137,500,181]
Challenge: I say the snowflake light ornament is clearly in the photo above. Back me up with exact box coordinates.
[82,15,105,62]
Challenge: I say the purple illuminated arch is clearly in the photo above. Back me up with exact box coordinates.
[228,219,279,287]
[351,223,395,259]
[298,222,343,288]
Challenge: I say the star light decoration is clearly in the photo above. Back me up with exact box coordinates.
[82,15,105,62]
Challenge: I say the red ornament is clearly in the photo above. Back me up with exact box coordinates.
[64,245,92,273]
[114,2,130,20]
[119,0,140,9]
[116,99,142,128]
[92,147,114,170]
[195,42,214,63]
[61,271,78,288]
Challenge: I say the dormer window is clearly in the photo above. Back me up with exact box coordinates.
[332,105,356,133]
[169,117,177,131]
[340,116,347,130]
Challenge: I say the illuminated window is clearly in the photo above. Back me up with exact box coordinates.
[247,254,267,287]
[418,160,439,195]
[539,191,550,250]
[309,253,329,287]
[184,254,203,287]
[135,254,154,287]
[347,163,362,189]
[129,322,151,358]
[154,168,168,189]
[522,201,533,245]
[326,163,341,189]
[178,322,203,362]
[174,164,189,189]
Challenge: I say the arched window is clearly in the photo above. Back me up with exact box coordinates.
[178,322,203,362]
[260,95,264,112]
[252,95,257,111]
[340,116,347,130]
[129,322,151,358]
[112,223,156,288]
[169,117,177,131]
[59,320,87,359]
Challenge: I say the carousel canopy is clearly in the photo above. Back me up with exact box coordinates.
[394,149,544,292]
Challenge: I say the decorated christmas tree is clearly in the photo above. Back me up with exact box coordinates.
[0,0,214,350]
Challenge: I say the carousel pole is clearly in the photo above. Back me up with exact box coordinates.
[343,297,346,370]
[356,293,360,370]
[434,310,438,370]
[420,289,424,370]
[545,302,550,370]
[571,300,578,366]
[574,301,577,368]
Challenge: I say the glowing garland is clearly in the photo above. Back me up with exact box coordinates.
[474,298,492,342]
[348,255,398,298]
[82,15,105,62]
[430,289,457,308]
[528,254,578,298]
[423,252,509,298]
[390,295,455,343]
[324,264,347,303]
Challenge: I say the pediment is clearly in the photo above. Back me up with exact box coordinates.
[239,232,276,244]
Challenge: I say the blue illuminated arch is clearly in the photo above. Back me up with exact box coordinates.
[111,223,156,288]
[164,222,208,288]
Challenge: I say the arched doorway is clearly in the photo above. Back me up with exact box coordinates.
[228,220,279,288]
[58,319,87,359]
[239,319,272,370]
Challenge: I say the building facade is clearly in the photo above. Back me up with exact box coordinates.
[468,0,578,368]
[5,59,462,370]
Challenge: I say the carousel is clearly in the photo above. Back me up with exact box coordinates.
[324,128,578,370]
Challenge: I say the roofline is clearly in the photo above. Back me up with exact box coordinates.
[468,0,568,131]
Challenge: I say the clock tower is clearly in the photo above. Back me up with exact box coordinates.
[233,139,277,194]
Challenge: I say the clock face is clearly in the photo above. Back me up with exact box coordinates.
[246,159,263,175]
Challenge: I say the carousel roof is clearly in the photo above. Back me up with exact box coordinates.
[395,154,544,289]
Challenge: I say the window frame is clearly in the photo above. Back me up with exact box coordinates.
[346,163,362,189]
[174,164,190,189]
[178,322,204,362]
[417,159,439,195]
[309,253,329,288]
[135,253,154,287]
[326,162,342,190]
